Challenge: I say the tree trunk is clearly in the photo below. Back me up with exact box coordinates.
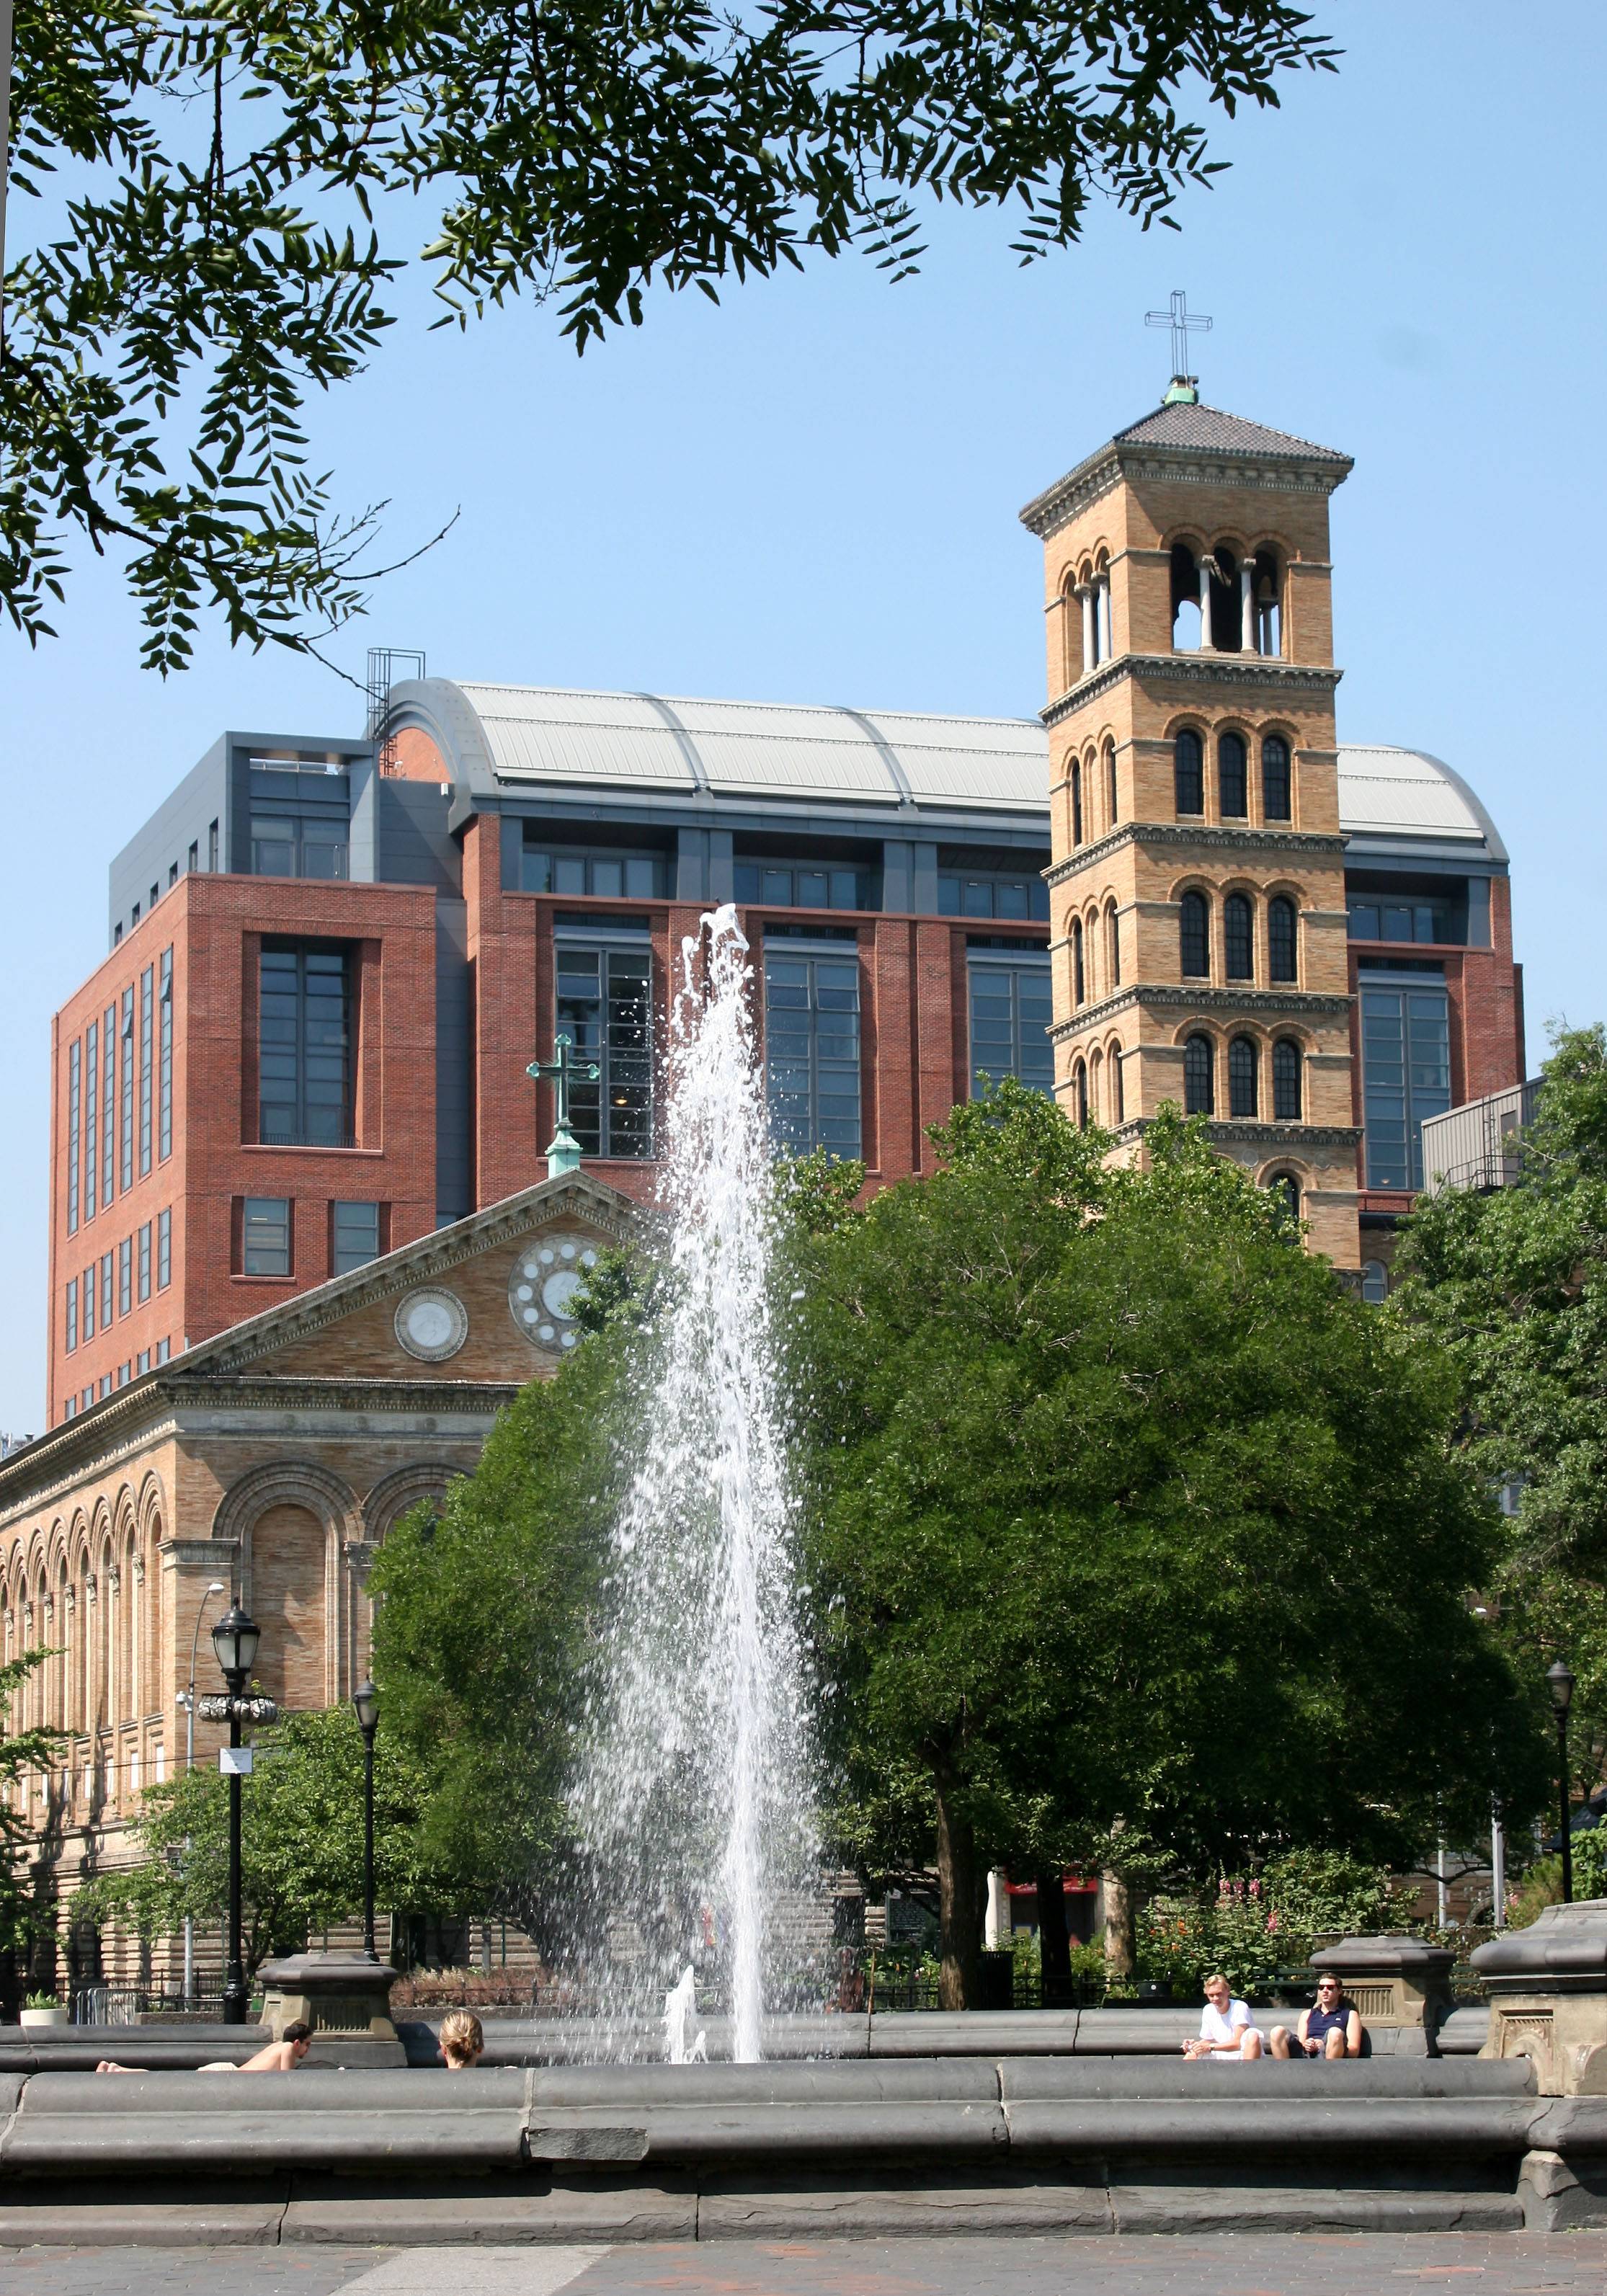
[1101,1866,1136,1981]
[933,1770,982,2011]
[1036,1868,1071,1994]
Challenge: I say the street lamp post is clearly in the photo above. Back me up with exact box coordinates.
[180,1582,226,2005]
[1548,1660,1576,1906]
[352,1680,379,1963]
[202,1603,266,2024]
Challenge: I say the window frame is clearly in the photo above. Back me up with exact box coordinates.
[1183,1033,1215,1115]
[1224,892,1253,982]
[1179,890,1210,980]
[1174,729,1205,814]
[1268,896,1298,984]
[553,938,656,1160]
[763,944,863,1160]
[1229,1036,1259,1118]
[1272,1038,1303,1121]
[258,940,355,1149]
[241,1196,293,1278]
[1262,734,1292,822]
[1219,732,1248,818]
[966,950,1053,1100]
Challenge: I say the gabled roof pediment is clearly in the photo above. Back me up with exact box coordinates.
[184,1172,641,1383]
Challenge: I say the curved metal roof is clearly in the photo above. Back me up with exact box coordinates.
[403,682,1507,862]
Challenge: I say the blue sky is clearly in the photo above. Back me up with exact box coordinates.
[4,1,1603,1430]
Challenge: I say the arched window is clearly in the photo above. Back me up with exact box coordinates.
[1073,1059,1088,1128]
[1179,891,1208,979]
[1268,896,1297,983]
[1106,901,1121,988]
[1229,1036,1259,1117]
[1174,729,1204,814]
[1219,732,1248,818]
[1089,1046,1103,1123]
[1268,1171,1301,1227]
[1183,1034,1214,1115]
[1105,746,1118,827]
[1263,736,1291,822]
[1224,893,1253,981]
[1170,543,1203,651]
[1110,1044,1125,1123]
[1253,551,1283,657]
[1072,917,1085,1005]
[1061,577,1080,688]
[1071,758,1084,847]
[1272,1038,1302,1120]
[1361,1260,1389,1304]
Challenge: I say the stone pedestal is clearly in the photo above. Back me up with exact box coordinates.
[1309,1935,1455,2055]
[257,1951,406,2068]
[1473,1897,1607,2096]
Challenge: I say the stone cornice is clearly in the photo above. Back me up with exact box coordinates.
[1046,820,1345,887]
[1021,442,1352,543]
[1044,653,1342,727]
[1051,982,1353,1041]
[1110,1116,1363,1152]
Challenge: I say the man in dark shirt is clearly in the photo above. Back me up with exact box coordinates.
[1270,1973,1362,2059]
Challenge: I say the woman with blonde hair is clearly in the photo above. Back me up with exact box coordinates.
[439,2009,484,2069]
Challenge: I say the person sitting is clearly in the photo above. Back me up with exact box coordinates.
[1270,1972,1362,2060]
[438,2010,484,2070]
[1183,1971,1265,2060]
[97,2020,313,2074]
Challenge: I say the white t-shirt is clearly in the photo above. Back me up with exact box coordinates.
[1199,1997,1256,2048]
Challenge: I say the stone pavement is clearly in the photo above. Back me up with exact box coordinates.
[1,2233,1606,2296]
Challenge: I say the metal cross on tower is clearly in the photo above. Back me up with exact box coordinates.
[527,1031,600,1177]
[1146,290,1212,401]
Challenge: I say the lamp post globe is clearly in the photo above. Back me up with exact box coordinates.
[1549,1658,1576,1906]
[352,1680,380,1962]
[213,1601,262,2024]
[211,1603,261,1696]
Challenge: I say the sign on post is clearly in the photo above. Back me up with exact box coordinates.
[218,1746,254,1776]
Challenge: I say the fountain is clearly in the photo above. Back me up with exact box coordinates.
[567,906,817,2063]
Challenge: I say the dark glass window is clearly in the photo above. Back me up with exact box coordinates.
[118,1236,132,1316]
[1272,1039,1302,1120]
[1219,733,1248,817]
[99,1253,112,1330]
[157,1208,172,1289]
[1175,729,1204,814]
[138,1222,151,1303]
[251,816,349,881]
[1268,897,1298,983]
[1183,1034,1214,1115]
[138,965,153,1175]
[1263,737,1291,822]
[67,1041,81,1236]
[1071,760,1084,847]
[1106,749,1118,825]
[522,846,666,899]
[968,958,1053,1099]
[119,989,135,1191]
[938,872,1049,922]
[159,948,173,1161]
[85,1020,98,1217]
[1270,1173,1301,1227]
[734,858,869,911]
[332,1201,381,1274]
[259,944,352,1147]
[1074,1060,1088,1127]
[1224,894,1253,980]
[1180,891,1209,979]
[1072,918,1085,1005]
[83,1255,95,1339]
[242,1197,292,1277]
[1229,1036,1258,1117]
[1361,982,1451,1190]
[101,1007,115,1207]
[1361,1260,1389,1304]
[1348,896,1452,945]
[554,945,655,1158]
[765,951,861,1157]
[65,1279,78,1355]
[1111,1046,1125,1122]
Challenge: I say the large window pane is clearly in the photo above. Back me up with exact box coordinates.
[259,943,352,1147]
[968,959,1053,1098]
[243,1197,291,1277]
[765,953,861,1157]
[333,1200,381,1273]
[556,947,654,1157]
[1361,982,1451,1190]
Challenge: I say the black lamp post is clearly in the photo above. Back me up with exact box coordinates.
[1548,1659,1576,1906]
[352,1679,379,1963]
[212,1603,261,2024]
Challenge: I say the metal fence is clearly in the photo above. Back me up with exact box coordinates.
[71,1979,226,2026]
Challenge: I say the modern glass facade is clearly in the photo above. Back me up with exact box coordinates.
[554,942,654,1158]
[1361,976,1452,1189]
[967,953,1053,1098]
[259,943,352,1147]
[764,947,862,1157]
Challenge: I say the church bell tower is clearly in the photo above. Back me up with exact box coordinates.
[1019,357,1362,1270]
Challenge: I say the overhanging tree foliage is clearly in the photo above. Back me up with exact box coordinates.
[0,1650,63,1965]
[6,2,1338,666]
[1392,1023,1607,1805]
[788,1083,1549,2006]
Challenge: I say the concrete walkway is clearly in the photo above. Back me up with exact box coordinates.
[2,2233,1606,2296]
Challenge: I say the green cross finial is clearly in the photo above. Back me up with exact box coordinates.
[527,1031,600,1176]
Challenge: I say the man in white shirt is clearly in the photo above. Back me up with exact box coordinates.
[1183,1971,1265,2060]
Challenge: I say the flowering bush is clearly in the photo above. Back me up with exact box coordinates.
[1136,1852,1399,2001]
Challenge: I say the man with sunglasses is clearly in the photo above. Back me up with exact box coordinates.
[1270,1972,1363,2060]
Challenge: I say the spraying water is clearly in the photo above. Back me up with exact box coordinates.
[569,907,816,2062]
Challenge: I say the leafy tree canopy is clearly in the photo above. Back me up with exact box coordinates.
[1393,1023,1607,1799]
[0,1650,63,1962]
[787,1081,1548,2001]
[368,1325,627,1940]
[76,1705,456,1972]
[6,1,1336,667]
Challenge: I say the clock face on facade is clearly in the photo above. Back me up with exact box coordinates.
[394,1287,470,1362]
[509,1234,600,1353]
